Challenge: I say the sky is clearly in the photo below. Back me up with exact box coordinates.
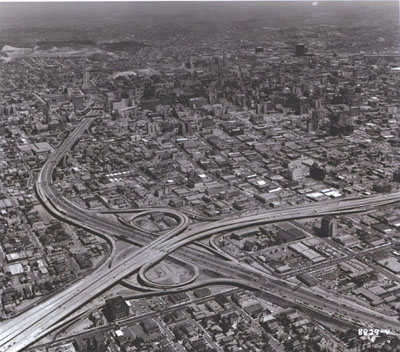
[0,1,398,34]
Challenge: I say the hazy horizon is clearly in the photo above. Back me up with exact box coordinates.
[0,1,398,48]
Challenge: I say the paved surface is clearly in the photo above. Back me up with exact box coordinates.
[1,117,400,352]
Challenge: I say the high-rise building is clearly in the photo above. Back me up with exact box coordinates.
[190,56,195,76]
[295,43,306,57]
[147,122,159,136]
[393,169,400,183]
[256,103,263,115]
[180,121,193,136]
[288,159,305,181]
[310,163,326,181]
[222,51,228,66]
[73,96,85,110]
[307,119,317,133]
[320,215,337,237]
[330,123,354,136]
[350,106,360,117]
[104,296,129,321]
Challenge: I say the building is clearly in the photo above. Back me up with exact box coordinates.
[295,43,306,57]
[320,215,337,237]
[169,292,190,305]
[350,106,360,117]
[243,239,257,252]
[147,122,159,136]
[288,159,305,181]
[141,317,160,335]
[330,122,354,136]
[309,163,326,181]
[73,96,85,110]
[307,119,318,133]
[30,142,53,155]
[180,121,193,136]
[73,333,107,352]
[373,182,392,193]
[393,169,400,182]
[104,296,129,321]
[48,342,77,352]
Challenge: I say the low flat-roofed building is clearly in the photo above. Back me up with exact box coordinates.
[141,317,160,335]
[378,257,400,273]
[48,342,77,352]
[289,242,325,263]
[7,263,24,275]
[31,142,53,155]
[352,287,384,306]
[5,253,20,262]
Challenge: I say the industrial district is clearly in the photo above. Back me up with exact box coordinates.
[1,1,400,352]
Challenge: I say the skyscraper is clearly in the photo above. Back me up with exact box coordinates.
[295,43,306,57]
[321,215,337,237]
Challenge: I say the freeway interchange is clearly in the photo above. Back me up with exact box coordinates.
[1,116,400,351]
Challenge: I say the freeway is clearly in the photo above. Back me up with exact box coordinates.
[0,117,191,352]
[2,116,400,351]
[25,287,241,352]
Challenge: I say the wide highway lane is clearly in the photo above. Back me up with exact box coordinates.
[2,117,400,351]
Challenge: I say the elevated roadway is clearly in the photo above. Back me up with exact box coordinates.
[2,117,400,351]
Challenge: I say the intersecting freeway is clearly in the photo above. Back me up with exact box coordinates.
[1,116,400,352]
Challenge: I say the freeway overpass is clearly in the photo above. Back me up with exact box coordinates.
[2,117,400,351]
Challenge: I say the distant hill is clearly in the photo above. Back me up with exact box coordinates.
[36,40,96,49]
[99,41,147,52]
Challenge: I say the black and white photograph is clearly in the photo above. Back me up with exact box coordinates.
[0,1,400,351]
